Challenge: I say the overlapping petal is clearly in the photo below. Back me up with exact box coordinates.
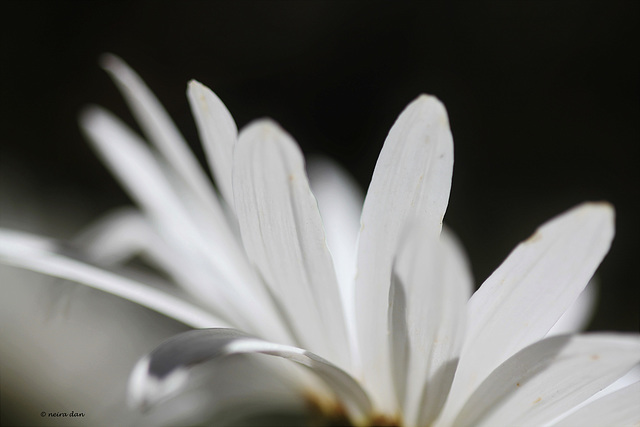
[450,334,640,427]
[80,107,291,342]
[129,328,372,424]
[552,381,640,427]
[233,120,350,370]
[354,95,454,411]
[440,202,615,423]
[187,80,238,209]
[389,225,472,426]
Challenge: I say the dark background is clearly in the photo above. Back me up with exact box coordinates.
[1,1,638,333]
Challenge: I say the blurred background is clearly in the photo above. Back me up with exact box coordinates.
[1,1,638,425]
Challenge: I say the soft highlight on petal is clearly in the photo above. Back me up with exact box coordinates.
[187,80,238,209]
[389,224,472,426]
[440,202,615,423]
[354,94,454,411]
[450,334,640,427]
[233,119,350,370]
[551,381,640,427]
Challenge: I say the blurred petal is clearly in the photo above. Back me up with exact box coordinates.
[0,229,227,328]
[129,329,372,424]
[547,277,598,336]
[307,156,363,358]
[354,95,454,410]
[187,80,238,209]
[100,54,222,216]
[389,225,472,426]
[441,202,615,422]
[233,120,349,369]
[79,107,289,339]
[452,334,640,427]
[73,207,155,265]
[551,381,640,427]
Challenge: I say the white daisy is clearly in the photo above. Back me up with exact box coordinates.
[0,55,638,427]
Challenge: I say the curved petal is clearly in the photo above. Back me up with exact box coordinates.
[100,54,223,217]
[354,95,454,410]
[441,202,615,423]
[233,120,349,370]
[73,207,156,265]
[451,333,640,427]
[0,229,227,329]
[187,80,238,209]
[551,381,640,427]
[389,225,472,426]
[128,328,372,424]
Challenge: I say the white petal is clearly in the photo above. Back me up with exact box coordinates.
[307,155,363,299]
[100,54,222,217]
[389,225,472,426]
[73,207,155,265]
[187,80,238,209]
[354,95,454,410]
[129,328,372,424]
[0,228,227,329]
[307,156,363,360]
[547,362,640,425]
[547,277,598,336]
[79,107,290,341]
[233,120,350,370]
[451,333,640,427]
[551,381,640,427]
[440,202,615,422]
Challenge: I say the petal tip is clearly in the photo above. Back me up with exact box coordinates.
[98,52,125,74]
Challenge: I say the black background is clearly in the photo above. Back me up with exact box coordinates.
[1,1,638,332]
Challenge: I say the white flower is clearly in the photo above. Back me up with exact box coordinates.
[0,54,638,427]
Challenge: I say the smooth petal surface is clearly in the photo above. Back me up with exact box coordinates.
[451,334,640,427]
[187,80,238,209]
[389,225,472,426]
[129,329,372,424]
[0,229,227,329]
[440,202,615,422]
[552,381,640,427]
[307,156,364,359]
[73,207,158,265]
[547,277,598,336]
[354,95,454,410]
[233,120,349,369]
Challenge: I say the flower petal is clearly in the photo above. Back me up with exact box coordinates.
[551,381,640,427]
[307,156,363,358]
[441,202,615,422]
[129,328,372,424]
[354,95,454,410]
[73,207,156,265]
[233,120,350,369]
[100,54,223,217]
[79,107,290,341]
[547,277,598,336]
[450,333,640,427]
[389,225,472,426]
[0,228,227,329]
[187,80,238,209]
